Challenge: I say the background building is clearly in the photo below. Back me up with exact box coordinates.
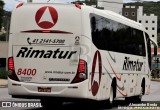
[122,5,157,45]
[137,9,157,44]
[97,0,123,14]
[0,43,8,70]
[122,5,138,21]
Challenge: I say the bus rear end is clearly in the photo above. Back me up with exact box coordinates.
[8,3,89,101]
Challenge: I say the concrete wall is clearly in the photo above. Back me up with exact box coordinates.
[122,6,158,45]
[137,7,157,44]
[0,42,8,58]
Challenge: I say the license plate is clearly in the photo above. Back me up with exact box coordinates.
[38,87,51,92]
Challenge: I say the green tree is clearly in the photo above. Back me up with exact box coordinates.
[0,0,4,29]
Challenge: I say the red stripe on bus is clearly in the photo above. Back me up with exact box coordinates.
[106,58,121,81]
[118,89,128,97]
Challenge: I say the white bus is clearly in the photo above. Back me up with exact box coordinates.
[8,3,157,108]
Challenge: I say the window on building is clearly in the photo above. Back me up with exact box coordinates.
[146,27,148,30]
[125,12,128,16]
[152,21,155,23]
[152,35,155,37]
[132,12,135,16]
[139,20,141,23]
[0,58,6,67]
[90,13,146,56]
[146,20,148,23]
[152,27,155,30]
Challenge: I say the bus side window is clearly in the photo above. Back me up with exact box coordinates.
[91,17,96,32]
[90,13,146,57]
[91,16,99,48]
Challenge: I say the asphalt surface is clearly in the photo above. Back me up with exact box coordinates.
[0,81,160,110]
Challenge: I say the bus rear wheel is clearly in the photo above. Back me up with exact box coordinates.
[40,98,63,109]
[133,86,143,103]
[125,86,143,103]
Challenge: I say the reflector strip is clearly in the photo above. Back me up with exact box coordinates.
[21,30,73,34]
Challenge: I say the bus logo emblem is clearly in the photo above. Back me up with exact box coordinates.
[91,50,102,96]
[35,6,58,29]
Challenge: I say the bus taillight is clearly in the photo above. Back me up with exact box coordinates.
[8,57,14,70]
[75,4,81,9]
[71,59,87,83]
[16,3,23,8]
[8,57,19,81]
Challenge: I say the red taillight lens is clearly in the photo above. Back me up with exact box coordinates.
[78,60,85,73]
[8,57,14,71]
[16,3,23,8]
[8,57,19,81]
[71,59,87,83]
[75,4,81,9]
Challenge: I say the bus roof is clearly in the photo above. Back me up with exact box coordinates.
[12,3,145,32]
[83,5,145,31]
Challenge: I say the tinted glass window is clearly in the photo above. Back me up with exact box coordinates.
[90,13,146,56]
[0,58,6,67]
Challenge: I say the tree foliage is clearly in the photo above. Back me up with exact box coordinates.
[0,0,4,29]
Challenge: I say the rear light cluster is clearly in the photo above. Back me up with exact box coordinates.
[75,4,81,9]
[8,57,14,70]
[71,59,87,83]
[8,57,19,81]
[16,3,23,8]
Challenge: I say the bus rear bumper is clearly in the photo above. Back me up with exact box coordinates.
[8,78,89,99]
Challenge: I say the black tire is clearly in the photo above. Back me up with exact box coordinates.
[125,86,143,103]
[40,98,63,109]
[125,97,131,104]
[133,95,142,103]
[134,86,143,103]
[125,95,141,103]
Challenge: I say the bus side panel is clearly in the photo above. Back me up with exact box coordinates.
[81,7,96,100]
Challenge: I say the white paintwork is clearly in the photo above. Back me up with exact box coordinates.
[8,3,155,101]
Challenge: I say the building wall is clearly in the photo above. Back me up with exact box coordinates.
[0,42,8,58]
[122,5,138,21]
[98,0,123,14]
[137,6,143,17]
[137,13,157,44]
[122,6,158,45]
[0,42,8,68]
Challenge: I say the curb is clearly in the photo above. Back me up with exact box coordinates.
[0,85,8,88]
[0,79,8,88]
[151,79,160,82]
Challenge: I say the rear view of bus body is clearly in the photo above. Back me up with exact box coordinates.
[8,3,156,107]
[8,3,90,99]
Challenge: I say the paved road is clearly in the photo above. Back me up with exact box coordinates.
[0,81,160,110]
